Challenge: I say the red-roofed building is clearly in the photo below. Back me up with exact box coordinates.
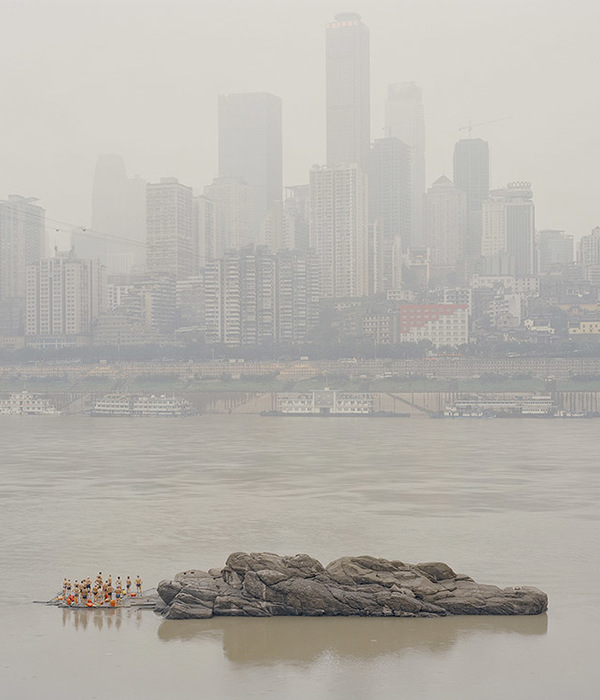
[397,303,468,346]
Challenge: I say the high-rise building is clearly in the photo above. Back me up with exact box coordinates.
[481,183,535,276]
[537,230,573,273]
[505,182,535,276]
[275,249,321,343]
[97,274,176,342]
[578,227,600,284]
[369,137,411,242]
[326,13,370,169]
[369,137,411,290]
[146,178,194,280]
[204,246,320,346]
[176,276,205,328]
[194,195,216,267]
[482,188,507,259]
[218,92,282,238]
[125,174,147,272]
[260,201,294,252]
[309,164,369,298]
[283,185,310,250]
[453,138,490,258]
[578,227,600,265]
[0,195,45,301]
[403,246,431,289]
[368,222,384,295]
[88,155,146,273]
[424,176,467,280]
[26,250,107,345]
[384,83,426,246]
[203,176,252,255]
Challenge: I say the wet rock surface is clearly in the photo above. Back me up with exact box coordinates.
[156,553,548,620]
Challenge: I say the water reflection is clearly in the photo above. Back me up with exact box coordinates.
[61,607,144,631]
[157,615,548,664]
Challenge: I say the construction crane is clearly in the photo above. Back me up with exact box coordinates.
[458,116,511,138]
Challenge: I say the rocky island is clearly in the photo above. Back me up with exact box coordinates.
[156,552,548,619]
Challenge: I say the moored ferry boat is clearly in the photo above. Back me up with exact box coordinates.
[262,390,409,417]
[437,394,558,418]
[0,391,60,415]
[435,406,496,419]
[89,393,194,417]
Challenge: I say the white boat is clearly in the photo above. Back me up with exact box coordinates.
[89,393,194,417]
[0,391,60,415]
[443,394,556,417]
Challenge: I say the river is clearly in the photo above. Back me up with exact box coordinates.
[1,415,598,698]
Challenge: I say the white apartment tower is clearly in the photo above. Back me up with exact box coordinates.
[146,178,194,279]
[326,13,370,170]
[578,227,600,283]
[26,251,107,340]
[309,164,369,298]
[578,227,600,265]
[482,189,508,258]
[204,247,320,346]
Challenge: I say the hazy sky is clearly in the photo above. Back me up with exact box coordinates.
[1,0,599,239]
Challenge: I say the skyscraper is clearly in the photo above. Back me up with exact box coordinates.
[203,176,253,255]
[204,246,320,345]
[0,195,45,301]
[194,194,216,265]
[578,227,600,284]
[481,182,535,276]
[369,137,411,291]
[88,155,146,273]
[309,163,369,298]
[578,227,600,265]
[283,185,310,250]
[453,138,490,258]
[424,176,467,281]
[369,137,411,242]
[537,230,573,273]
[26,249,107,344]
[385,83,426,247]
[218,92,282,238]
[124,174,147,272]
[260,201,295,252]
[146,178,194,279]
[326,13,370,169]
[505,182,535,276]
[481,188,509,272]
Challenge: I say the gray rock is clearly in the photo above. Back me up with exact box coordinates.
[155,552,548,620]
[157,579,182,606]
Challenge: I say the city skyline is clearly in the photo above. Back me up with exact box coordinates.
[1,0,598,240]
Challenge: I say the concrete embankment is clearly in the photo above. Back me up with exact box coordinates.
[9,389,600,415]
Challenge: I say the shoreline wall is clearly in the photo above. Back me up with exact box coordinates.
[5,390,600,415]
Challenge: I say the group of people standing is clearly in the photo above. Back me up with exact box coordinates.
[61,572,142,606]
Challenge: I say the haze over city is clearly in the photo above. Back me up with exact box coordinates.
[1,0,598,237]
[3,3,600,698]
